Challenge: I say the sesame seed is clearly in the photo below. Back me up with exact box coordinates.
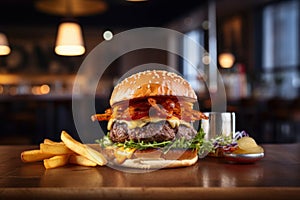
[167,72,175,78]
[154,71,160,78]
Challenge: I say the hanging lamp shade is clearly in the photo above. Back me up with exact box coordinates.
[36,0,108,56]
[54,21,85,56]
[0,33,11,56]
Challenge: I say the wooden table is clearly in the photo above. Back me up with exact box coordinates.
[1,144,300,199]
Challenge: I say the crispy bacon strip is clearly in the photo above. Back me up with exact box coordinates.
[91,98,208,122]
[190,109,209,120]
[147,98,173,118]
[91,108,112,121]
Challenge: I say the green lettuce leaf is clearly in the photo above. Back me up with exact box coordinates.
[96,128,214,157]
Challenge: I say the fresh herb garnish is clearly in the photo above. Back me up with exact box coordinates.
[210,130,250,151]
[96,128,214,157]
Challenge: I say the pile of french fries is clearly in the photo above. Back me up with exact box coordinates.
[21,131,107,169]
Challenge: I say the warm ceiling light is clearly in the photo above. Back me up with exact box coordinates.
[218,52,235,68]
[54,21,85,56]
[0,33,11,56]
[35,0,108,17]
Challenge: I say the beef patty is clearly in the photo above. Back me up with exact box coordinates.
[109,121,197,143]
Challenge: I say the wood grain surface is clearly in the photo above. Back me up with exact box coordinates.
[0,144,300,199]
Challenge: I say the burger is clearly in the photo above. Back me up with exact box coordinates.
[92,70,210,169]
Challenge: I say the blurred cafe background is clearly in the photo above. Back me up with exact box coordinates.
[0,0,299,145]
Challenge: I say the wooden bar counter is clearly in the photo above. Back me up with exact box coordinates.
[0,144,300,199]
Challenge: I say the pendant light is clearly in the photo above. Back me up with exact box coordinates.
[218,52,235,68]
[35,0,108,56]
[54,0,85,56]
[55,19,85,56]
[0,33,11,56]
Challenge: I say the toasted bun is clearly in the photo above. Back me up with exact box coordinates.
[119,155,198,169]
[110,70,197,106]
[102,148,198,169]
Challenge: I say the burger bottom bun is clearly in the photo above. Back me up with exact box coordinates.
[103,149,198,169]
[114,155,198,169]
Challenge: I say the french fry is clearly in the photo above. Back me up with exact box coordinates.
[113,147,136,164]
[43,155,69,169]
[21,131,107,169]
[60,131,107,166]
[40,143,73,155]
[21,149,53,163]
[43,138,63,145]
[69,154,97,167]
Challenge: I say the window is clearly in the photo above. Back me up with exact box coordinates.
[182,29,205,92]
[262,0,299,69]
[260,0,300,99]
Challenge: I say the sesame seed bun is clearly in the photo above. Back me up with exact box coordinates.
[110,70,197,106]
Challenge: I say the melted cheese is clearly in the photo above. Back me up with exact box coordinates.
[107,116,191,130]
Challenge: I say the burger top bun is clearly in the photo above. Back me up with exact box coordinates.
[110,70,197,106]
